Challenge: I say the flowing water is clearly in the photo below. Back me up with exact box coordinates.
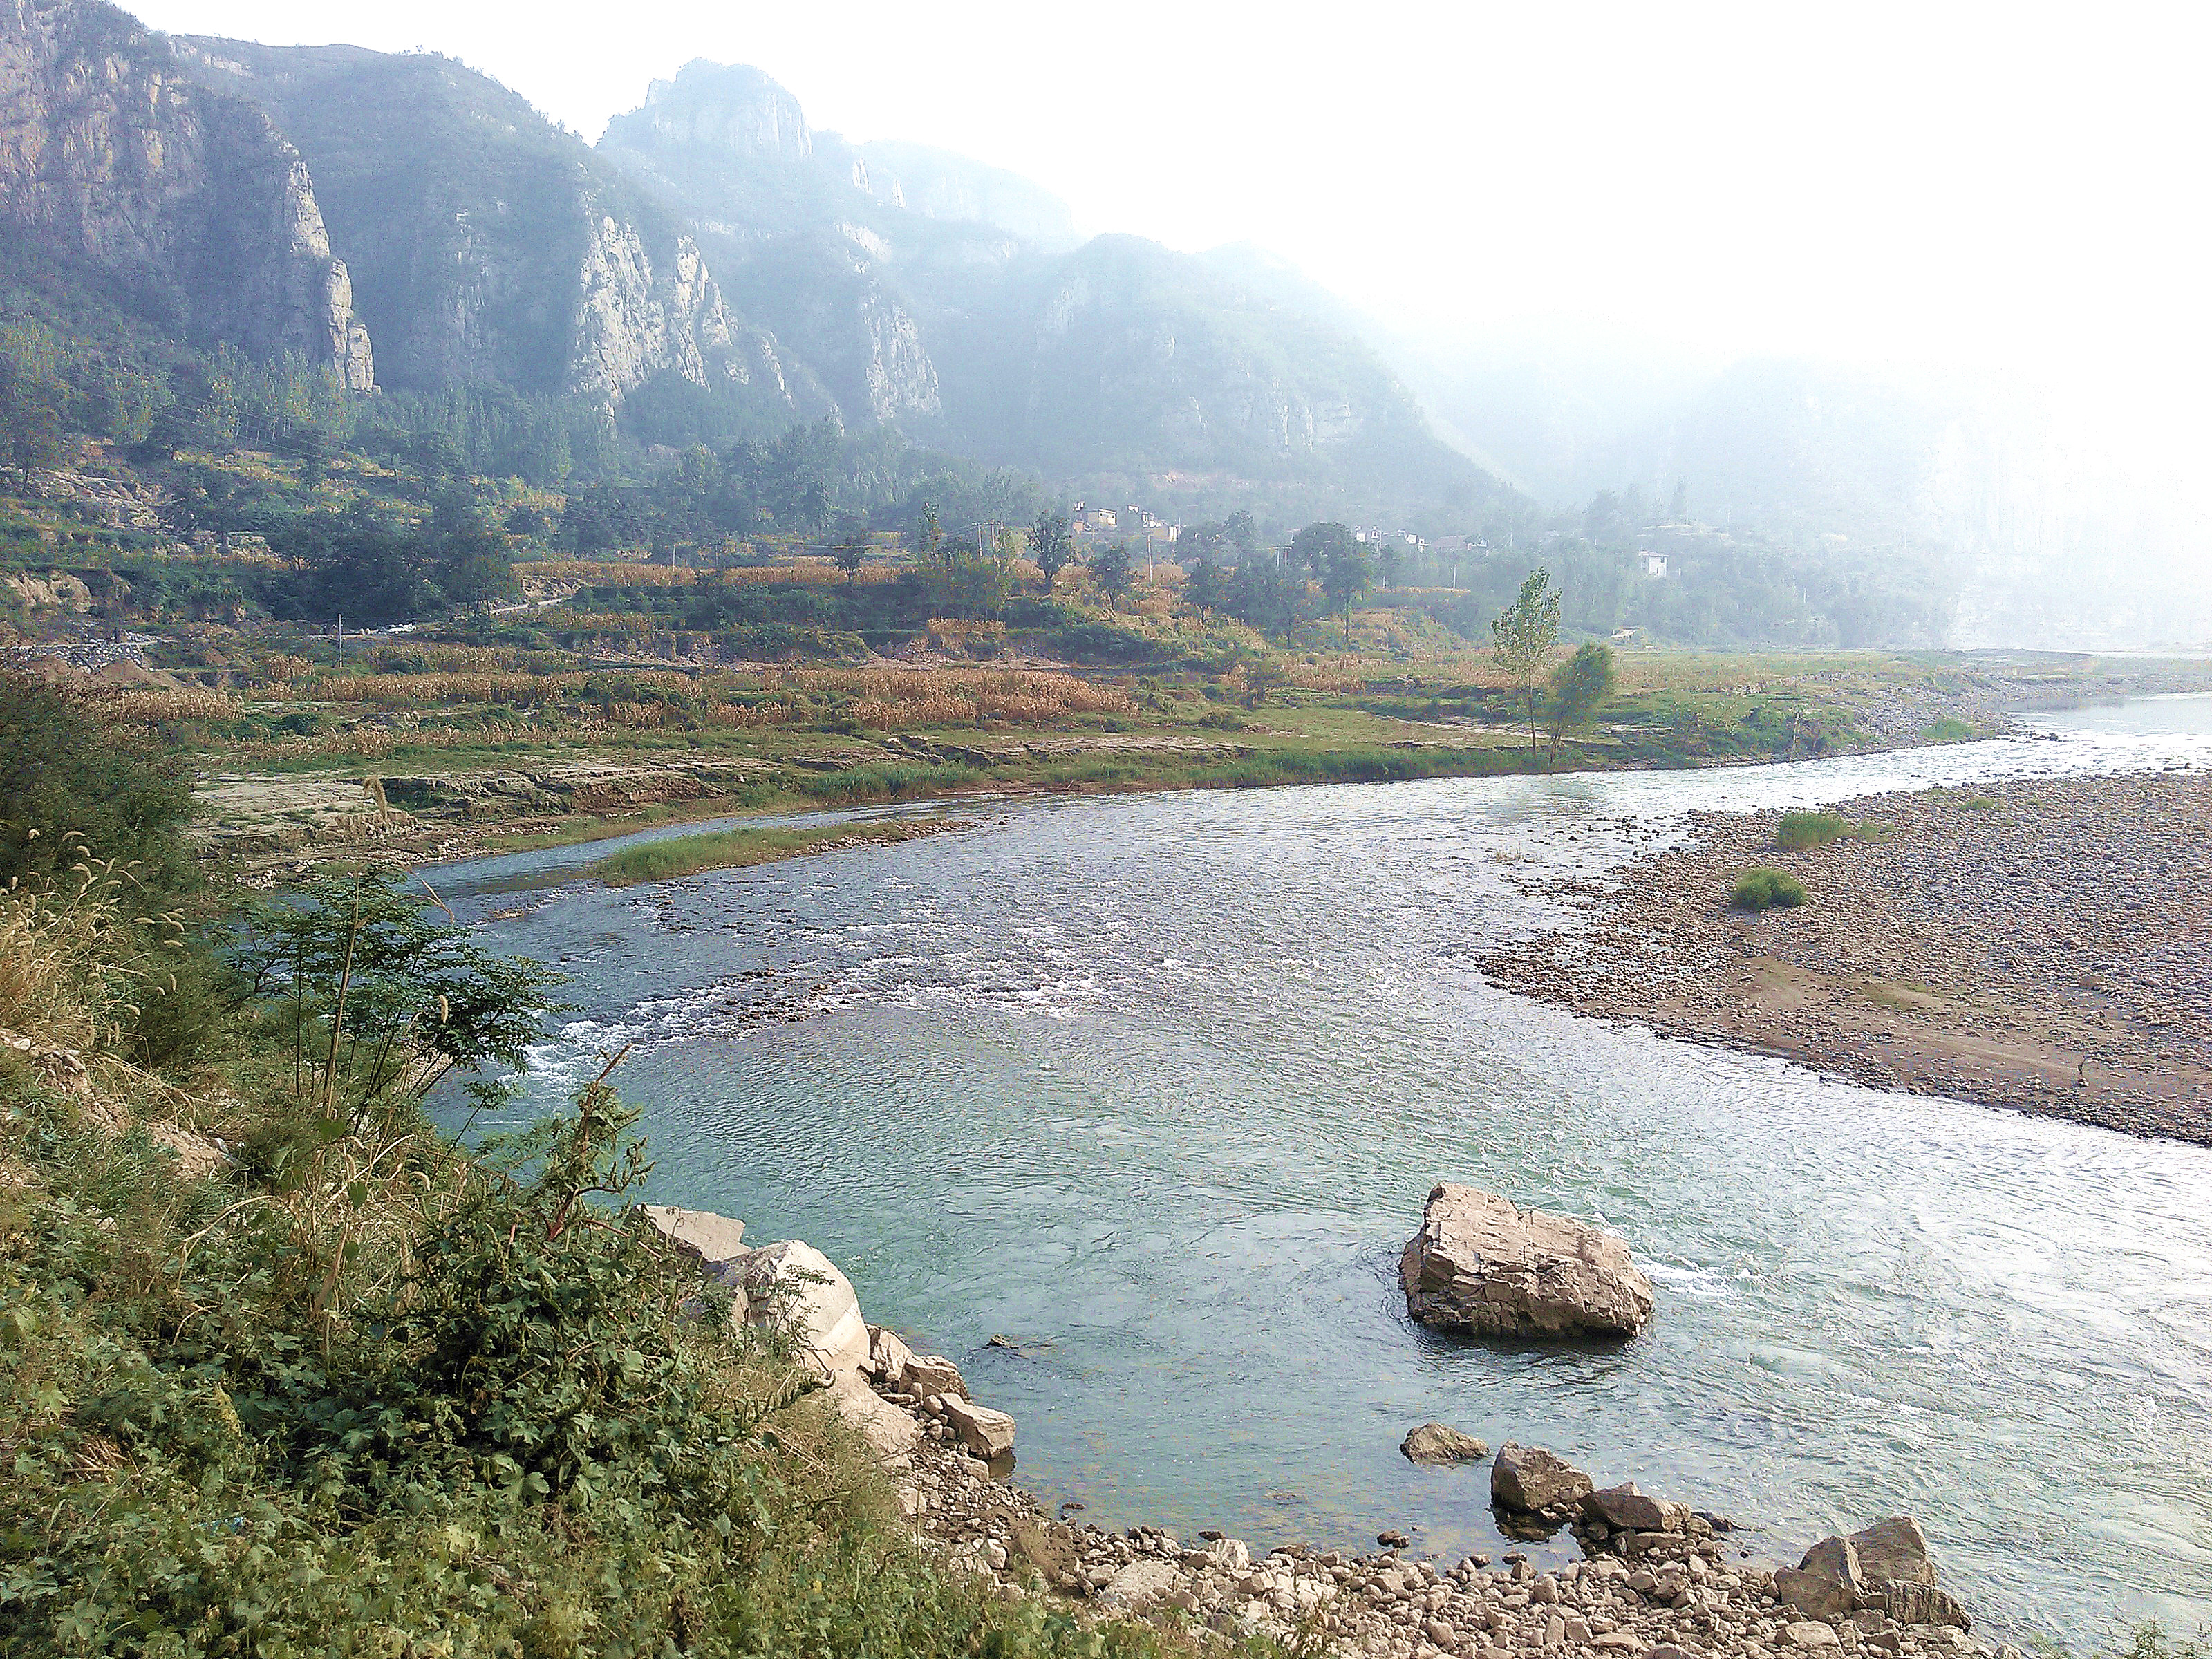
[431,704,2212,1642]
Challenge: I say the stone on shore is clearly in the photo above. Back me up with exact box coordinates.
[942,1396,1016,1459]
[740,1241,917,1458]
[1401,1423,1490,1464]
[905,1352,970,1401]
[867,1325,916,1384]
[1097,1558,1181,1611]
[1400,1183,1655,1336]
[1582,1482,1680,1533]
[1877,1580,1972,1629]
[639,1204,747,1265]
[1850,1516,1936,1586]
[1774,1564,1858,1619]
[1491,1442,1594,1515]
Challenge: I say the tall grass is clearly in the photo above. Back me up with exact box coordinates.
[1777,810,1852,851]
[1732,867,1808,910]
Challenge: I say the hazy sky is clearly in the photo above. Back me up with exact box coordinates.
[133,0,2207,433]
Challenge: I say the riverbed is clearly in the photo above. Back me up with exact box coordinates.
[430,704,2212,1644]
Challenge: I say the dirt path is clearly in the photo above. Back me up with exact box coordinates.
[1484,772,2212,1144]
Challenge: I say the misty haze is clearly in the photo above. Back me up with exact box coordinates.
[1,2,2207,1655]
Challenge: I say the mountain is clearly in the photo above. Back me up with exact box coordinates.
[167,36,829,415]
[1405,341,2212,650]
[0,0,372,386]
[3,6,1513,524]
[597,59,1508,516]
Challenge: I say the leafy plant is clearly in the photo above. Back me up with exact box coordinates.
[229,865,568,1135]
[1732,867,1808,910]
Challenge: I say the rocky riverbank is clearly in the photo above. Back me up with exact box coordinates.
[1483,771,2212,1145]
[650,1206,2023,1659]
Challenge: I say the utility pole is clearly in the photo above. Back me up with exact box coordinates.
[336,612,344,669]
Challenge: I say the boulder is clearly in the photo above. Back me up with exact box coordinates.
[867,1325,916,1385]
[1582,1483,1672,1533]
[639,1204,747,1266]
[942,1396,1016,1459]
[905,1353,970,1401]
[740,1241,915,1459]
[1400,1184,1655,1336]
[1773,1566,1857,1620]
[1401,1423,1490,1465]
[1850,1517,1936,1587]
[1875,1580,1971,1629]
[1491,1443,1593,1514]
[1097,1558,1181,1610]
[1201,1537,1251,1575]
[740,1240,870,1376]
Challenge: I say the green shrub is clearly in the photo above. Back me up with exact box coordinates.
[1960,794,1997,811]
[1922,718,1975,742]
[1732,866,1808,910]
[1777,809,1851,851]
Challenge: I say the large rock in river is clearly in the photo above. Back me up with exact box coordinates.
[1491,1442,1593,1515]
[1400,1183,1655,1337]
[1402,1423,1490,1465]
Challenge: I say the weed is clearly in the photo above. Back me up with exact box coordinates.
[1732,867,1808,910]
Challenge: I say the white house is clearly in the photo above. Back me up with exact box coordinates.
[1640,552,1668,578]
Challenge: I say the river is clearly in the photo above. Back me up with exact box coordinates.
[429,702,2212,1643]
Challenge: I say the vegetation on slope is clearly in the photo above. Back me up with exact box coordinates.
[0,690,1212,1658]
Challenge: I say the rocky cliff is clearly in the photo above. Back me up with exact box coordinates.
[0,0,372,386]
[171,37,821,414]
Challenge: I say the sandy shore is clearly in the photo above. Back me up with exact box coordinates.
[1483,771,2212,1144]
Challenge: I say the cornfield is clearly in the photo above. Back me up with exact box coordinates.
[310,671,697,709]
[785,668,1134,729]
[90,687,243,723]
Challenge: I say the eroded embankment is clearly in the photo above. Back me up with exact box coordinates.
[1484,771,2212,1143]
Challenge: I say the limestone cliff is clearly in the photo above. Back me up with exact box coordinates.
[0,0,372,386]
[171,37,821,414]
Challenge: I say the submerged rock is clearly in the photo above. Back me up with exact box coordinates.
[1399,1183,1655,1337]
[1401,1423,1490,1465]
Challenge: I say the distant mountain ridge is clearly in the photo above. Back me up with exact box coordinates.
[1,3,1512,523]
[597,58,1506,516]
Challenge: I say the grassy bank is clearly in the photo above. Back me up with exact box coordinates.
[590,817,959,885]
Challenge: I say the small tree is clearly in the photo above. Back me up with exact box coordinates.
[1090,541,1135,609]
[1031,510,1073,590]
[1183,552,1224,615]
[832,512,869,587]
[1288,521,1358,582]
[1492,566,1562,758]
[233,867,568,1134]
[1545,640,1618,768]
[1379,540,1403,592]
[1322,543,1374,644]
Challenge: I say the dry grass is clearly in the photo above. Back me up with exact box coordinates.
[90,687,243,722]
[307,671,699,708]
[350,643,577,675]
[774,667,1134,729]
